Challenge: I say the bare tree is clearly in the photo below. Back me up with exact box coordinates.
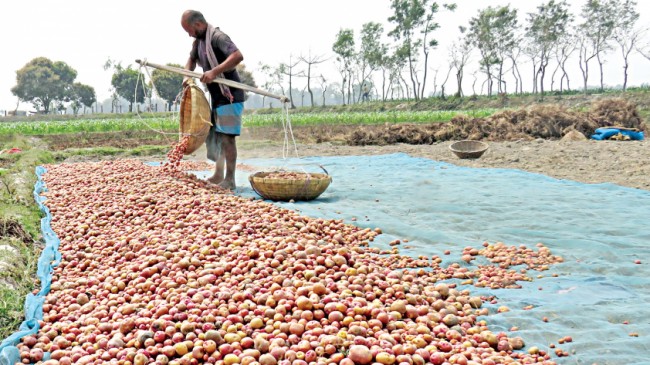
[438,64,454,99]
[611,0,642,91]
[298,51,328,107]
[279,55,304,109]
[471,71,479,96]
[553,32,578,92]
[577,33,599,94]
[523,41,541,94]
[635,30,650,62]
[258,62,287,108]
[318,75,329,107]
[449,30,473,97]
[507,46,524,94]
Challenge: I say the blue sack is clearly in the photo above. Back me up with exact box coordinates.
[591,127,644,140]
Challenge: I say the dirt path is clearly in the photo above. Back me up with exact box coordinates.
[54,127,649,192]
[212,138,649,191]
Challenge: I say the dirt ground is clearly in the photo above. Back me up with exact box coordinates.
[208,132,650,191]
[52,125,649,192]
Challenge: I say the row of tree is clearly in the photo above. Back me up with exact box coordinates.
[462,0,644,96]
[9,0,649,113]
[10,58,97,115]
[257,0,648,107]
[10,56,258,115]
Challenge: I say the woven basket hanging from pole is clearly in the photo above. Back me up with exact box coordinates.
[179,79,212,155]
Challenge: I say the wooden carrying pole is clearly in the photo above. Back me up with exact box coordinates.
[136,59,289,103]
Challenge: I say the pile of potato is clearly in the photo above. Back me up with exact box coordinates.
[14,158,562,365]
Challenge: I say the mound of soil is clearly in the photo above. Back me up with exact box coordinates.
[348,98,645,145]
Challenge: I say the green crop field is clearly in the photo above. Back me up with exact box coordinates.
[0,109,498,136]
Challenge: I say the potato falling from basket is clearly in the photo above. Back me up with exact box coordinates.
[248,170,332,201]
[178,79,212,155]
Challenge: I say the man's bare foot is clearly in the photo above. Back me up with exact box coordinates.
[207,175,223,185]
[217,179,236,190]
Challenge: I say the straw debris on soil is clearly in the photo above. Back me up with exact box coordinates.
[0,217,33,243]
[348,98,646,145]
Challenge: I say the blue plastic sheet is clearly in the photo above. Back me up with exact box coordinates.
[193,153,649,365]
[591,127,644,140]
[0,166,61,365]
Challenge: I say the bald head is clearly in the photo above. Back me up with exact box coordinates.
[182,10,206,26]
[181,10,207,39]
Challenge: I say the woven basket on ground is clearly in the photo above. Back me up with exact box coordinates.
[179,79,212,155]
[249,171,332,201]
[449,140,489,159]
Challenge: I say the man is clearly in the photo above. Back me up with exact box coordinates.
[181,10,244,190]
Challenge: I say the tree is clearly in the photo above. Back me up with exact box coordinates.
[107,61,146,113]
[523,40,541,94]
[388,0,452,100]
[450,29,473,97]
[611,0,641,90]
[319,75,329,107]
[635,34,650,63]
[70,83,96,115]
[356,22,387,103]
[526,0,572,96]
[390,45,411,99]
[466,5,519,96]
[11,57,77,114]
[298,51,327,107]
[552,32,578,92]
[578,0,617,92]
[258,62,286,108]
[333,28,356,105]
[438,64,454,98]
[507,45,525,94]
[151,63,184,111]
[235,63,257,101]
[421,3,456,98]
[279,56,303,109]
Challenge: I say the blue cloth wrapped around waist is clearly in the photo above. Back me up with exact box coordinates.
[213,102,244,136]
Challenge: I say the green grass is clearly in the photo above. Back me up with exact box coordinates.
[245,109,497,127]
[0,237,40,340]
[3,87,650,135]
[0,109,499,136]
[0,117,178,135]
[0,137,56,340]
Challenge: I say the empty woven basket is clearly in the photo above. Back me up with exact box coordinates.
[249,171,332,201]
[449,140,489,159]
[179,79,212,155]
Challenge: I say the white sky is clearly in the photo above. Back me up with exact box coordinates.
[1,0,649,111]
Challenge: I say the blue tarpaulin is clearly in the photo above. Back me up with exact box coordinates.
[199,153,649,365]
[591,127,644,140]
[0,166,60,364]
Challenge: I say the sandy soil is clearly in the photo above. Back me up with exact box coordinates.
[192,138,650,191]
[55,127,649,192]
